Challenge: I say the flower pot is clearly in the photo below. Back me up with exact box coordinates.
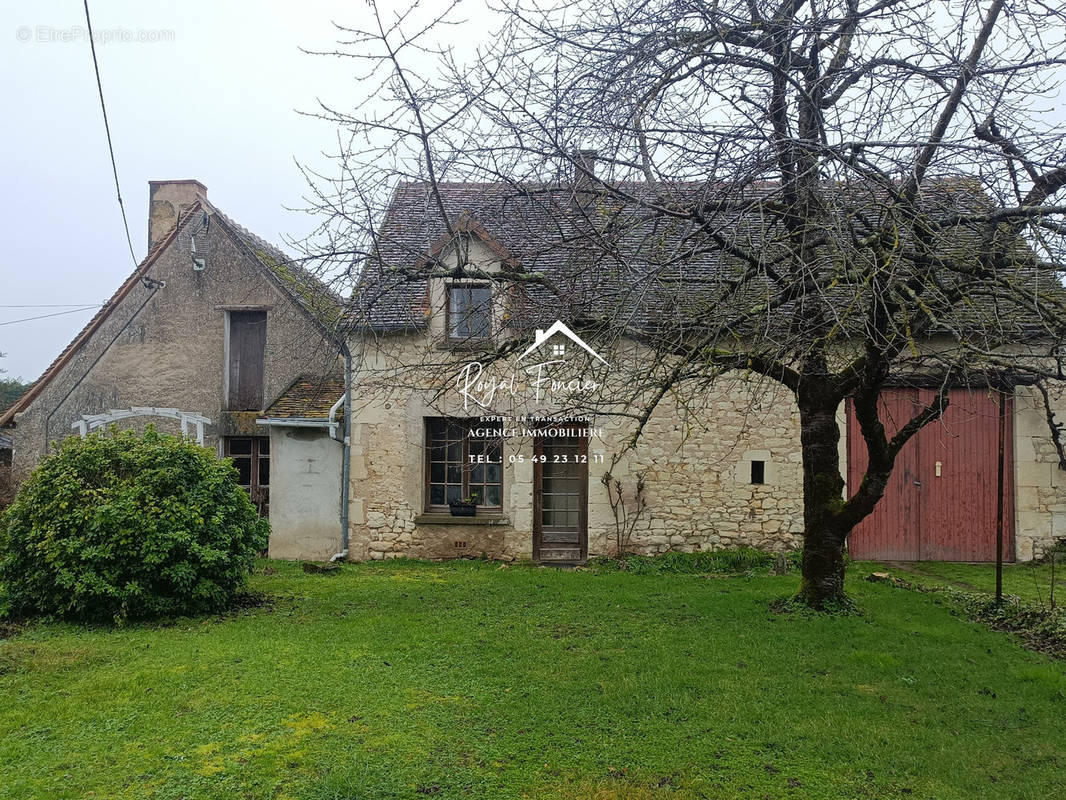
[449,503,477,517]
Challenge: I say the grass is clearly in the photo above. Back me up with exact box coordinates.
[589,547,793,575]
[866,559,1066,607]
[1,559,1064,799]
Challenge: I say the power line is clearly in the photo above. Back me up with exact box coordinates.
[83,0,138,267]
[0,307,101,327]
[0,304,105,308]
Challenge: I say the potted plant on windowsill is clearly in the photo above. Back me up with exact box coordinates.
[449,492,479,517]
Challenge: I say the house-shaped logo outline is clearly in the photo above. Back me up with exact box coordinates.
[515,320,608,365]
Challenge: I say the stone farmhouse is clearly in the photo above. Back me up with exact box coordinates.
[5,175,1066,565]
[0,181,348,559]
[341,176,1066,566]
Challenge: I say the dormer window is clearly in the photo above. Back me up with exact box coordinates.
[447,283,491,341]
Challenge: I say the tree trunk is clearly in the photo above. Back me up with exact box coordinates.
[797,390,849,609]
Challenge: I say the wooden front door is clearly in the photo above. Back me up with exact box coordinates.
[847,389,1013,562]
[533,425,588,563]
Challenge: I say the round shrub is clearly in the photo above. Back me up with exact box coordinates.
[0,427,269,622]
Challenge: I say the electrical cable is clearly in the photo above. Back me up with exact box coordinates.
[0,307,101,326]
[83,0,138,267]
[0,304,106,308]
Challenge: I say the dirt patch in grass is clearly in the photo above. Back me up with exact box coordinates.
[879,561,985,593]
[0,621,23,641]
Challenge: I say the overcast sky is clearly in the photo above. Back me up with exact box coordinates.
[3,2,1064,382]
[0,0,478,381]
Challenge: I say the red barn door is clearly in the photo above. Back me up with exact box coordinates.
[846,389,1013,562]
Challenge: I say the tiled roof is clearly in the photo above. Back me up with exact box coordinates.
[347,178,1058,344]
[206,204,345,334]
[263,376,346,419]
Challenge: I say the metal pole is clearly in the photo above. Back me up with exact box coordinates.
[995,388,1006,604]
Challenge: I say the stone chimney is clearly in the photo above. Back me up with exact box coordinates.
[148,179,207,249]
[574,149,597,190]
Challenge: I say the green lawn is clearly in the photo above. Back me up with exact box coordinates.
[865,559,1066,607]
[2,560,1064,800]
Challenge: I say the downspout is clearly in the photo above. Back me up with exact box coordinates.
[330,341,352,562]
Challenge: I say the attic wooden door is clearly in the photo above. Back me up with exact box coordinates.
[227,311,267,410]
[846,389,1013,562]
[533,425,588,563]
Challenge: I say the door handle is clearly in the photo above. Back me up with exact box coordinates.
[913,480,922,489]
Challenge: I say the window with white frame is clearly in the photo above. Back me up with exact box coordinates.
[446,284,491,341]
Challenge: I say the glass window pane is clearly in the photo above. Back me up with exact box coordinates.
[448,287,462,315]
[448,285,491,339]
[259,438,270,455]
[469,288,491,338]
[233,457,252,486]
[426,417,504,511]
[258,457,270,487]
[427,418,445,440]
[228,438,252,455]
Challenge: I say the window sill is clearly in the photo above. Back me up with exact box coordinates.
[437,339,493,352]
[414,513,510,526]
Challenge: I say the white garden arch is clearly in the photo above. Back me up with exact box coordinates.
[72,407,212,445]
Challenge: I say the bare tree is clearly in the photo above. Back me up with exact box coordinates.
[301,0,1066,607]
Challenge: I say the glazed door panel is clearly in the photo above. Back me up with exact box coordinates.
[533,426,588,563]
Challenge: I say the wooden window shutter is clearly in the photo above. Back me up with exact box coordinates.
[228,311,267,410]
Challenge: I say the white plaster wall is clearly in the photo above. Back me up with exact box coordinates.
[267,426,344,561]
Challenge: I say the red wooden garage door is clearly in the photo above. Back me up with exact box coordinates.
[846,389,1014,562]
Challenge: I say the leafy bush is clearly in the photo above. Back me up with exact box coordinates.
[0,464,17,515]
[0,427,268,622]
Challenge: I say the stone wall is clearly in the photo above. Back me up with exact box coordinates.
[596,381,805,556]
[345,335,807,561]
[9,206,341,475]
[345,328,1066,563]
[1012,383,1066,560]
